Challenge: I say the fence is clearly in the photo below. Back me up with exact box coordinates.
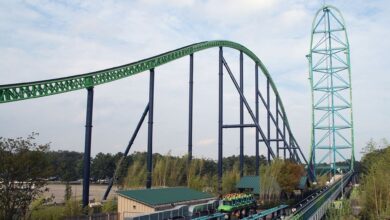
[65,212,118,220]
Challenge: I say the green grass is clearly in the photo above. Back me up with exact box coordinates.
[30,205,65,220]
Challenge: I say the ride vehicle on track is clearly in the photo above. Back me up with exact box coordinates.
[217,193,257,219]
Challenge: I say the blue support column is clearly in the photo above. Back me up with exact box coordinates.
[218,47,223,194]
[103,103,149,200]
[255,64,259,175]
[82,87,94,207]
[239,51,244,177]
[146,69,155,189]
[276,98,279,158]
[283,117,286,159]
[188,54,194,163]
[267,79,271,164]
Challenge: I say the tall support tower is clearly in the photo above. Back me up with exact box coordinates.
[308,5,355,179]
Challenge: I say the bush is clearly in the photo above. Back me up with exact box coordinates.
[102,199,117,212]
[30,205,65,220]
[63,199,83,217]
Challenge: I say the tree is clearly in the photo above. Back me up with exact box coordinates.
[91,153,116,180]
[359,141,390,219]
[0,134,51,220]
[277,160,305,198]
[259,159,284,203]
[64,182,72,201]
[46,150,83,181]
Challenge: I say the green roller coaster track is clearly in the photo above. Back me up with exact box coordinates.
[0,41,276,104]
[0,40,306,163]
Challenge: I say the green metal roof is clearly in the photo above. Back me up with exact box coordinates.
[117,187,214,207]
[236,176,260,194]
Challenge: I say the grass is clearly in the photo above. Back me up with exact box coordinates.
[30,205,66,220]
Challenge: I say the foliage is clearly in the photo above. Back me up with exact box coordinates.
[64,182,72,201]
[0,133,51,220]
[325,199,357,220]
[46,150,83,181]
[221,161,240,194]
[120,152,266,194]
[359,140,390,219]
[91,152,120,180]
[63,199,83,217]
[102,199,117,212]
[42,150,130,183]
[30,205,65,220]
[277,160,305,197]
[316,174,329,187]
[259,159,283,203]
[122,152,147,187]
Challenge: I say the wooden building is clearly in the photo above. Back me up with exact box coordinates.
[117,187,215,220]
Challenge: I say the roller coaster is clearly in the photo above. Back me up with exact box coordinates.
[217,193,257,218]
[0,40,310,206]
[0,4,355,219]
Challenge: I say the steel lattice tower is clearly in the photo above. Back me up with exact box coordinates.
[308,5,355,179]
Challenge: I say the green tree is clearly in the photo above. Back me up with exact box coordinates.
[0,134,51,220]
[259,159,284,203]
[359,143,390,219]
[102,199,117,212]
[91,153,116,180]
[63,199,83,217]
[64,182,72,201]
[222,161,240,194]
[47,150,83,181]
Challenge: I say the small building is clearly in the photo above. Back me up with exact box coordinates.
[293,176,311,197]
[117,187,215,220]
[297,176,310,190]
[236,176,260,195]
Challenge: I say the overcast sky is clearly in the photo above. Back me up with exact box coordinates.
[1,0,389,162]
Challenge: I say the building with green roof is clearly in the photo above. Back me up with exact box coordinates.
[236,176,260,195]
[297,176,310,190]
[117,187,215,219]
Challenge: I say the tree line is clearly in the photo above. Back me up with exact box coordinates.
[357,139,390,219]
[0,133,307,219]
[324,139,390,220]
[37,148,269,185]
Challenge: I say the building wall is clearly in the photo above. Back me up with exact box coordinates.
[118,195,155,220]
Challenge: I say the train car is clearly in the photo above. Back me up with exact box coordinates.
[217,193,257,219]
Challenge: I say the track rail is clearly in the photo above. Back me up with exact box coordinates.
[1,41,272,103]
[288,171,353,220]
[0,40,308,164]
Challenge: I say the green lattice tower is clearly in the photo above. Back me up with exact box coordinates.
[307,5,355,179]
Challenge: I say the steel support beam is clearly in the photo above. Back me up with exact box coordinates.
[103,103,150,200]
[267,79,271,164]
[146,69,155,189]
[283,115,286,160]
[223,124,255,128]
[257,91,296,161]
[222,57,275,158]
[82,87,94,207]
[218,47,223,194]
[276,98,279,158]
[188,54,194,162]
[259,139,285,142]
[255,64,260,175]
[239,51,244,177]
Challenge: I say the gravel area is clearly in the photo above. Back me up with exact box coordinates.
[43,183,118,204]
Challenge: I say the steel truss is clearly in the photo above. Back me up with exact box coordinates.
[0,41,310,205]
[308,5,355,180]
